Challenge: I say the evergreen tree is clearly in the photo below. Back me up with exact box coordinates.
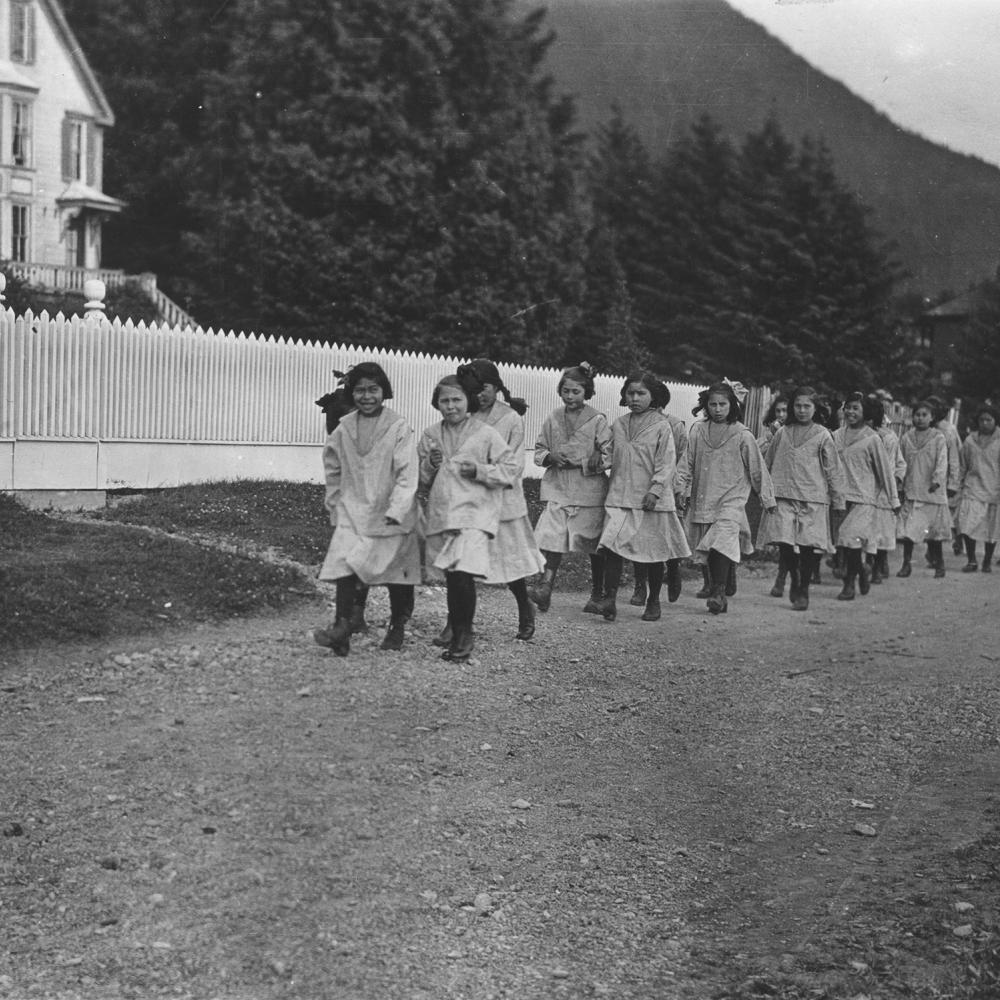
[65,0,587,360]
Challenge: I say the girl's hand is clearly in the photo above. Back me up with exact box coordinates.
[458,460,477,479]
[674,492,688,513]
[553,448,574,468]
[429,446,443,470]
[641,491,658,511]
[586,455,601,474]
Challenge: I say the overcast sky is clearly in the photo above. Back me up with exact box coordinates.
[727,0,1000,168]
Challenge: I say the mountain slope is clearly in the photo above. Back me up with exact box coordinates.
[536,0,1000,295]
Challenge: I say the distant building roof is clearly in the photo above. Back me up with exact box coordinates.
[925,288,987,320]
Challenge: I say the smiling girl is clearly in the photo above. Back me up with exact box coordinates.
[459,359,546,641]
[530,362,612,614]
[757,386,846,611]
[314,363,421,655]
[418,371,519,662]
[592,372,691,623]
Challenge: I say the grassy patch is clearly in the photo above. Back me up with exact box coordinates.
[92,479,331,566]
[0,494,312,649]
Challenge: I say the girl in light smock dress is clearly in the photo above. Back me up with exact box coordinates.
[758,385,846,611]
[957,405,1000,573]
[592,372,691,624]
[314,362,421,656]
[461,359,546,641]
[675,382,775,615]
[896,399,950,579]
[830,392,900,601]
[529,362,612,615]
[418,372,519,662]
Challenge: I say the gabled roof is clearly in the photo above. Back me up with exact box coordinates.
[44,0,115,126]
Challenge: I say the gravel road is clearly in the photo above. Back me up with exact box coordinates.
[2,554,999,999]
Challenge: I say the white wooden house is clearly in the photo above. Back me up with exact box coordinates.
[0,0,122,272]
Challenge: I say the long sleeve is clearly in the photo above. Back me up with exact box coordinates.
[473,433,517,491]
[674,429,695,499]
[648,420,676,501]
[385,423,419,525]
[322,432,343,527]
[820,433,847,509]
[742,433,775,508]
[418,427,440,490]
[586,414,613,476]
[534,416,553,469]
[871,436,899,509]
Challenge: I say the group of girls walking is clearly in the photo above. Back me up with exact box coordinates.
[313,360,1000,662]
[530,368,776,619]
[314,359,542,663]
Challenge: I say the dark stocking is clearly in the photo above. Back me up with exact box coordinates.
[509,578,535,639]
[646,561,664,603]
[387,584,413,623]
[335,575,357,623]
[964,535,978,563]
[779,543,799,599]
[444,572,477,660]
[928,540,946,577]
[543,550,563,577]
[707,548,731,613]
[985,542,996,572]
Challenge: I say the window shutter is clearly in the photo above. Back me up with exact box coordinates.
[27,3,35,63]
[62,117,73,180]
[86,124,96,186]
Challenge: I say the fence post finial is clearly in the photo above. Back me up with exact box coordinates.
[84,278,107,323]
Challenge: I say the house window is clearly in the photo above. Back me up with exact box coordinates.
[12,99,31,167]
[10,1,36,64]
[63,118,84,181]
[11,204,29,262]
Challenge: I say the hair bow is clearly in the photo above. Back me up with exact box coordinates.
[723,377,749,403]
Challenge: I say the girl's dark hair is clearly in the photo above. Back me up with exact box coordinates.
[619,371,669,409]
[789,386,831,426]
[844,391,880,427]
[432,372,482,413]
[459,359,528,416]
[862,393,885,429]
[316,368,352,433]
[924,394,948,423]
[762,393,789,426]
[316,387,352,434]
[912,399,937,418]
[558,362,596,400]
[693,382,742,423]
[975,405,1000,425]
[345,361,393,400]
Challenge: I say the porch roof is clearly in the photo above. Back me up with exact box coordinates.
[56,181,125,214]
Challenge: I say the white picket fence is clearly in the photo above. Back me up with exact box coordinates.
[1,309,713,500]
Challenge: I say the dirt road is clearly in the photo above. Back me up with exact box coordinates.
[2,556,999,999]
